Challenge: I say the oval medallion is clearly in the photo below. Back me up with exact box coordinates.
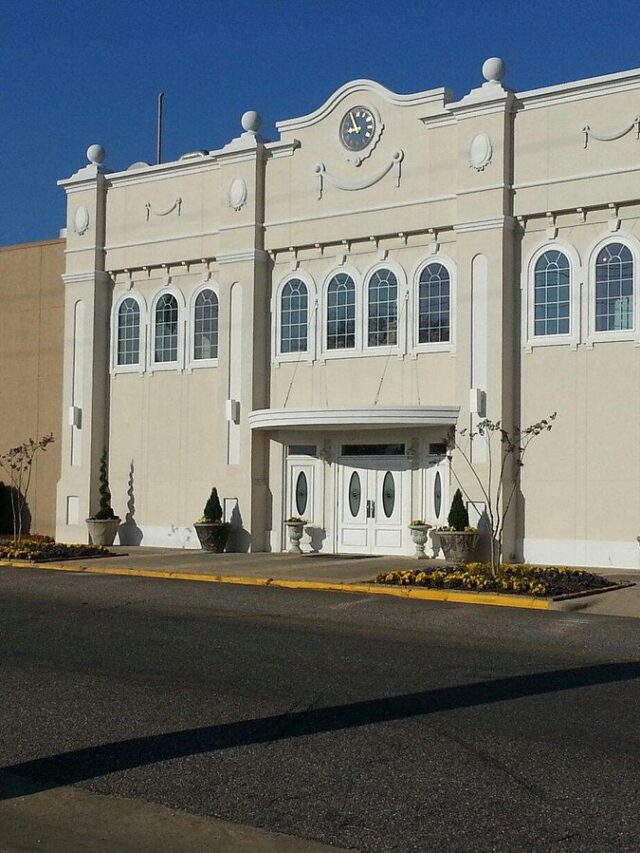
[468,132,493,171]
[73,205,90,235]
[228,177,247,211]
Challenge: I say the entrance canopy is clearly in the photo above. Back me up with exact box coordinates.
[248,406,460,431]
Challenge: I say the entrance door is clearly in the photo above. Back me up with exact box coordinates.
[338,458,406,555]
[424,451,449,528]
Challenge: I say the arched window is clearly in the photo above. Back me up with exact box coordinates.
[534,250,570,336]
[280,279,308,353]
[117,298,140,365]
[327,273,356,350]
[194,289,218,360]
[595,242,634,331]
[154,293,178,362]
[418,263,450,343]
[368,269,398,346]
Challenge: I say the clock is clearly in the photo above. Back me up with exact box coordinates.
[340,106,376,151]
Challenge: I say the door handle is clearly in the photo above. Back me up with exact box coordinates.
[366,500,375,519]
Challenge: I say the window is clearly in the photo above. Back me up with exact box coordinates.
[193,289,218,360]
[418,263,450,343]
[595,243,634,332]
[117,298,140,365]
[281,279,308,353]
[368,269,398,346]
[534,251,570,336]
[154,293,178,362]
[327,273,356,349]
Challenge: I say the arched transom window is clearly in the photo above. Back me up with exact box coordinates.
[595,243,634,331]
[154,293,178,362]
[117,297,140,365]
[327,273,356,350]
[280,279,308,353]
[368,269,398,347]
[534,250,570,336]
[194,289,218,360]
[418,263,450,343]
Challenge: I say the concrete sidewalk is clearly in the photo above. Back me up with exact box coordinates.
[6,546,640,618]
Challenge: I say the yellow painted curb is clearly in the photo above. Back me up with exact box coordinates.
[0,559,550,610]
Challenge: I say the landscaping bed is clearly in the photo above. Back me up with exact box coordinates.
[375,562,615,598]
[0,535,112,562]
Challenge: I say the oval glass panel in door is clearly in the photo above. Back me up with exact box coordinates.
[382,471,395,518]
[349,471,361,517]
[295,471,308,516]
[434,471,442,519]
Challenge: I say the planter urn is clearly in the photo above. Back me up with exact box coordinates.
[409,523,432,559]
[285,521,306,554]
[194,522,231,553]
[437,530,479,564]
[86,517,121,546]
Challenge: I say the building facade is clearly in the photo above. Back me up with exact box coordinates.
[51,58,640,568]
[0,238,65,537]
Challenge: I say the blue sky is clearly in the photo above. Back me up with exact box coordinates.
[2,0,638,246]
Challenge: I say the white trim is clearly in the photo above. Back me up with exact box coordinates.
[521,239,582,351]
[249,406,461,431]
[111,290,147,375]
[148,285,187,372]
[513,163,640,192]
[515,66,640,111]
[272,270,317,364]
[410,254,457,356]
[276,79,451,133]
[186,281,220,370]
[320,265,362,361]
[362,260,407,357]
[453,216,516,233]
[217,249,269,265]
[585,232,640,346]
[519,536,640,570]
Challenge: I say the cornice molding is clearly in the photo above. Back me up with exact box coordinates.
[248,406,461,431]
[216,249,269,265]
[453,216,516,233]
[61,270,111,285]
[516,66,640,111]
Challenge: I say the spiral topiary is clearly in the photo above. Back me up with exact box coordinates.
[94,448,117,520]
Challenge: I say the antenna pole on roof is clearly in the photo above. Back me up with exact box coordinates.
[156,92,165,165]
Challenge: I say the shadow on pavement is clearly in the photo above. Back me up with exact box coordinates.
[2,660,638,801]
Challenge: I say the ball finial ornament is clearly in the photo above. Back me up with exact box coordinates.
[482,57,505,83]
[241,110,262,133]
[86,144,106,165]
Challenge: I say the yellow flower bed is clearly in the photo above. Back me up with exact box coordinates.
[375,562,612,597]
[0,535,109,562]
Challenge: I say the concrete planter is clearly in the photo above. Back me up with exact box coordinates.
[86,517,121,546]
[285,521,306,554]
[437,530,479,564]
[194,522,231,553]
[409,524,432,559]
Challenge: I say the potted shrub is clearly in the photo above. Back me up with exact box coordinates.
[436,489,478,563]
[408,519,432,559]
[285,516,306,554]
[86,448,121,546]
[194,488,231,553]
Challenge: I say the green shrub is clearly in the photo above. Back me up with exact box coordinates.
[93,448,117,520]
[447,489,469,531]
[202,487,223,523]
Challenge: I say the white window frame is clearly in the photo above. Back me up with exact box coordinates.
[187,281,220,370]
[111,290,147,375]
[320,265,362,362]
[522,240,581,351]
[148,286,186,373]
[362,261,407,358]
[586,233,640,346]
[410,254,457,356]
[272,270,317,364]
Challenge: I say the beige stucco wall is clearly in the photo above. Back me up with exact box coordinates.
[0,239,64,536]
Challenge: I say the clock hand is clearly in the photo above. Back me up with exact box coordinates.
[349,111,360,133]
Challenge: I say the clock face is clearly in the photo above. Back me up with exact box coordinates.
[340,106,376,151]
